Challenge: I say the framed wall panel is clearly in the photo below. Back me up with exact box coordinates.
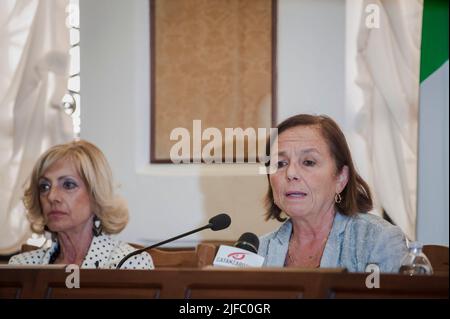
[150,0,277,163]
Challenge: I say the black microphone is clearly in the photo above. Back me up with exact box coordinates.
[208,213,232,231]
[116,213,231,269]
[234,232,259,253]
[213,232,264,267]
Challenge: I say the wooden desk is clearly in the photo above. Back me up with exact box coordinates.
[0,267,447,299]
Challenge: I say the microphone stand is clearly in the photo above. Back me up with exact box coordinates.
[116,224,212,269]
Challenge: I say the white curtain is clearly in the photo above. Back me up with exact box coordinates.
[353,0,423,240]
[0,0,73,254]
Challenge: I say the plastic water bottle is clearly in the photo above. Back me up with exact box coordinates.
[399,241,433,275]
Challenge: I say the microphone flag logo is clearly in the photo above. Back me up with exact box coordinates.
[213,245,264,267]
[227,252,249,260]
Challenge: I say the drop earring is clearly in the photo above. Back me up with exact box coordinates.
[334,193,342,204]
[93,215,102,237]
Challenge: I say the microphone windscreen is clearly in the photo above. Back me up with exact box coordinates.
[235,232,259,253]
[209,213,231,231]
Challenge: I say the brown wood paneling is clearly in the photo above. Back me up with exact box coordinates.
[0,267,448,299]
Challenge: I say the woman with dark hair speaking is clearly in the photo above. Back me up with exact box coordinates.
[259,114,407,272]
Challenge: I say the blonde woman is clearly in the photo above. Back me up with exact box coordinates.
[9,140,154,269]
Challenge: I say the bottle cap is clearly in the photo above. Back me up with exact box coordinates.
[408,241,423,249]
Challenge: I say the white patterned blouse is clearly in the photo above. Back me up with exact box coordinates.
[8,234,154,270]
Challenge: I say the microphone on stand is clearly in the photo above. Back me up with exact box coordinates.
[116,213,231,269]
[213,232,265,268]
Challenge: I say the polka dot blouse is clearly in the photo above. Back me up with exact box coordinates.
[8,234,154,270]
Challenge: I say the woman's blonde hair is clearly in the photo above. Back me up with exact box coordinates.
[24,140,129,235]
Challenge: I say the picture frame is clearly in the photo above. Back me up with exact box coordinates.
[150,0,277,163]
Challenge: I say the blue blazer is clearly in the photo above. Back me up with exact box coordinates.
[258,212,408,273]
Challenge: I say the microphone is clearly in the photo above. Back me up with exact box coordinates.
[235,232,259,253]
[208,213,232,231]
[213,232,265,268]
[116,213,231,269]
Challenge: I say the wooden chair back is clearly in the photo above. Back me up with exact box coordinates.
[423,245,449,274]
[22,242,218,268]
